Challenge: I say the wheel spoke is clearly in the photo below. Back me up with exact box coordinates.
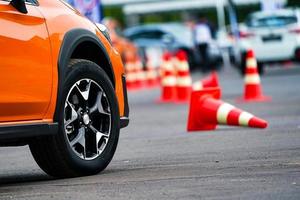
[89,125,108,150]
[75,80,91,101]
[65,101,78,128]
[70,127,86,158]
[90,92,110,116]
[102,136,108,145]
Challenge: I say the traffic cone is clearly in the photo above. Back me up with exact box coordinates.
[145,56,159,88]
[134,57,145,89]
[192,71,219,91]
[238,49,271,102]
[157,52,177,103]
[174,50,192,102]
[125,56,138,90]
[187,87,268,132]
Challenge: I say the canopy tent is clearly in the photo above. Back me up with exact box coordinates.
[121,0,287,15]
[103,0,286,7]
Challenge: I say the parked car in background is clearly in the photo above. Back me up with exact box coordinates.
[236,8,300,74]
[124,23,222,71]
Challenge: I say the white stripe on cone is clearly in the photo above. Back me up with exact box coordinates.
[147,70,157,79]
[163,62,174,71]
[192,81,203,91]
[177,77,192,87]
[162,76,177,86]
[136,71,145,79]
[245,74,260,84]
[216,102,256,127]
[126,73,137,81]
[217,103,235,124]
[126,62,137,71]
[246,58,257,68]
[136,61,143,69]
[238,112,254,126]
[176,61,189,71]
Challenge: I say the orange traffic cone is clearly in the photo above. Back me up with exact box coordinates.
[157,52,177,103]
[134,57,145,89]
[187,87,268,132]
[174,50,192,102]
[192,71,219,91]
[125,56,138,90]
[145,57,159,88]
[238,49,271,102]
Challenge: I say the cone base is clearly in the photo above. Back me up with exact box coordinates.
[145,81,160,89]
[187,124,217,132]
[187,88,221,132]
[236,95,272,103]
[176,87,191,104]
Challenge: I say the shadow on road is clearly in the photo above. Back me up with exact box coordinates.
[0,173,52,186]
[264,65,300,77]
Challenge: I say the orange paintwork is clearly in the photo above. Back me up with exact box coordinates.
[0,0,125,123]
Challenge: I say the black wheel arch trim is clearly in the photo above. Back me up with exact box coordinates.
[58,28,115,85]
[120,74,129,128]
[0,123,58,143]
[55,28,115,122]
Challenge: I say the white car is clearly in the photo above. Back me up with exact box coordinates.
[237,9,300,74]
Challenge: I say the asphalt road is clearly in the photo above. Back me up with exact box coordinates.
[1,65,300,200]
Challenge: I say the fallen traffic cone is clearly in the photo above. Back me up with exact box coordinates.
[237,49,271,102]
[192,71,219,91]
[157,52,177,103]
[174,50,192,102]
[187,87,268,132]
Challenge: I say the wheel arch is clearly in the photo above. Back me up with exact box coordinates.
[58,28,115,86]
[55,29,115,122]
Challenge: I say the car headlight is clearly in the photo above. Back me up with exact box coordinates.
[95,23,112,45]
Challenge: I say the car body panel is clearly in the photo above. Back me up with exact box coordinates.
[0,1,53,122]
[0,0,127,127]
[37,0,126,120]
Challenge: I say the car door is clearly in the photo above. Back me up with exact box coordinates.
[0,0,52,122]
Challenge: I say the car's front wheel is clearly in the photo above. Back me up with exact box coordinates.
[30,59,120,178]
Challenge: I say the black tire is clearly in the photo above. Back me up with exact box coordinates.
[239,51,247,76]
[29,59,120,178]
[257,62,265,75]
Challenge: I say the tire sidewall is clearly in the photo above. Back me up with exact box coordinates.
[56,60,120,175]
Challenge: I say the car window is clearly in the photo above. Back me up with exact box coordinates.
[130,31,165,40]
[247,15,297,28]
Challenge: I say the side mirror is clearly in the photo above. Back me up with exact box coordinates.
[10,0,28,14]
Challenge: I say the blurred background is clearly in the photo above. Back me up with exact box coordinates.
[66,0,300,76]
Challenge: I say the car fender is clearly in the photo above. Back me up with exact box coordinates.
[55,28,114,121]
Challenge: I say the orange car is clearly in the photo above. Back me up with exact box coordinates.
[0,0,129,178]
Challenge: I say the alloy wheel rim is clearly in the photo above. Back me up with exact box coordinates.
[64,79,111,160]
